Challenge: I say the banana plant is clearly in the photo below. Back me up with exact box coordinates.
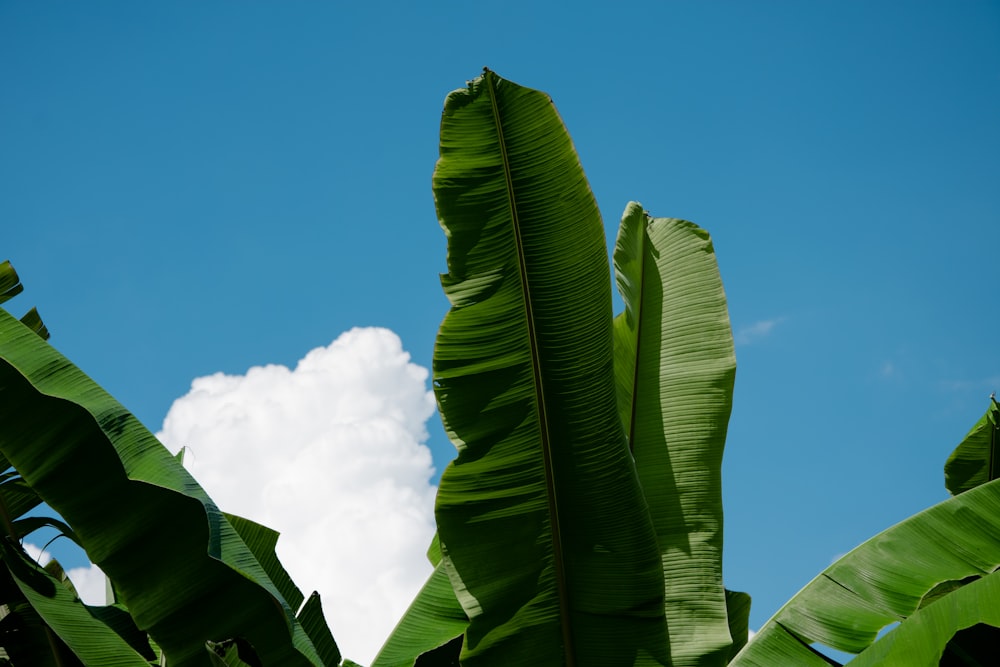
[374,69,746,667]
[729,397,1000,666]
[0,262,343,666]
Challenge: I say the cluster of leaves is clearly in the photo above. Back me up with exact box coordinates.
[372,69,747,667]
[1,70,997,666]
[0,259,346,665]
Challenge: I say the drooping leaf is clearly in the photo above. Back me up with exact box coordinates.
[224,514,342,665]
[729,479,1000,665]
[225,513,305,613]
[612,203,738,666]
[297,593,342,667]
[0,599,82,667]
[0,536,151,666]
[431,70,669,666]
[944,396,1000,495]
[85,604,159,662]
[0,473,44,524]
[0,308,330,666]
[844,569,1000,666]
[13,515,81,545]
[371,562,467,667]
[43,554,152,659]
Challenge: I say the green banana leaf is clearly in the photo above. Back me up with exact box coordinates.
[0,260,49,340]
[728,478,1000,666]
[225,513,342,666]
[371,561,467,666]
[612,203,739,666]
[431,70,669,666]
[0,306,330,666]
[845,569,1000,666]
[371,534,467,666]
[0,472,44,523]
[944,396,999,495]
[0,537,151,665]
[724,589,752,662]
[0,261,24,305]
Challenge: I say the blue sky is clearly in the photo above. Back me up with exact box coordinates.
[3,1,999,662]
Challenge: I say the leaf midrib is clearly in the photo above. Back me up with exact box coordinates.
[626,212,649,454]
[988,398,998,482]
[483,68,575,666]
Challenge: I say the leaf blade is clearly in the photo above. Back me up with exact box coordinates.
[0,309,330,666]
[944,396,1000,495]
[613,204,738,666]
[432,72,668,666]
[729,479,1000,665]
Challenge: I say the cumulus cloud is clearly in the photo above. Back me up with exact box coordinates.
[156,327,439,664]
[734,318,784,346]
[66,563,109,605]
[22,541,52,567]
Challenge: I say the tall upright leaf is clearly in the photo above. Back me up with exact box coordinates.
[432,70,668,666]
[612,203,739,666]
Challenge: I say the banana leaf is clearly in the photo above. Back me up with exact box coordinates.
[728,478,1000,665]
[845,569,1000,666]
[0,261,24,305]
[944,396,999,495]
[0,537,151,665]
[0,472,44,523]
[0,261,48,339]
[0,306,330,666]
[431,70,669,666]
[371,561,467,666]
[724,589,752,661]
[224,513,342,666]
[612,203,739,666]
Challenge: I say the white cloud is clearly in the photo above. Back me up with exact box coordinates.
[66,563,109,605]
[735,318,783,346]
[156,327,438,665]
[23,542,52,567]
